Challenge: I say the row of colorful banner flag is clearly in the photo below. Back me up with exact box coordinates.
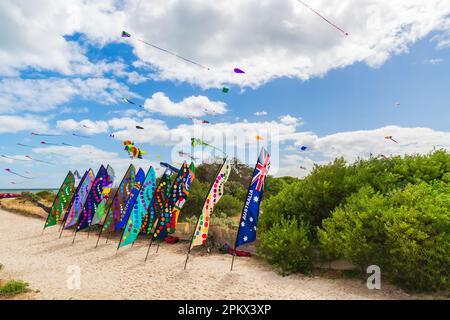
[43,148,271,268]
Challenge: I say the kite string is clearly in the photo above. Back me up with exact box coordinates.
[296,0,348,36]
[137,39,211,70]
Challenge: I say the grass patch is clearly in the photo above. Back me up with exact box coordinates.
[0,280,29,297]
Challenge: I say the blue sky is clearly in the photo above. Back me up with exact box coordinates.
[1,1,450,188]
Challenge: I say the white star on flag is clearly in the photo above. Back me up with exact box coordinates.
[249,217,253,222]
[253,196,259,202]
[241,222,245,227]
[243,236,248,242]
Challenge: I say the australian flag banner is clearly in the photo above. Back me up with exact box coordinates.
[235,148,270,248]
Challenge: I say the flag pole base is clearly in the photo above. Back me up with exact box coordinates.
[230,254,236,271]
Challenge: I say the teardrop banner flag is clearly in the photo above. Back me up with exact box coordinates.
[152,162,189,241]
[64,169,95,229]
[100,164,136,234]
[115,168,146,231]
[183,158,231,269]
[75,165,109,234]
[43,171,75,230]
[91,165,115,226]
[170,162,195,232]
[119,166,156,248]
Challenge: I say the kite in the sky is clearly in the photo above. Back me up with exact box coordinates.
[178,151,198,161]
[31,132,62,137]
[122,30,211,70]
[123,140,147,159]
[256,135,264,141]
[1,155,29,162]
[191,138,225,155]
[25,155,55,165]
[136,125,144,130]
[300,146,308,151]
[296,0,349,36]
[72,133,90,138]
[82,124,92,129]
[17,143,35,148]
[378,154,389,160]
[5,169,33,179]
[40,141,62,146]
[395,102,401,107]
[299,166,307,170]
[61,142,73,146]
[234,68,245,74]
[109,133,115,138]
[222,87,229,93]
[160,162,180,173]
[385,136,399,144]
[191,118,210,125]
[122,98,144,108]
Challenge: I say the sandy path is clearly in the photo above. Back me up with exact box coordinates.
[0,208,419,300]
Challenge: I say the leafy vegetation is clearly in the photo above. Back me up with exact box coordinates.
[259,151,450,292]
[0,280,29,297]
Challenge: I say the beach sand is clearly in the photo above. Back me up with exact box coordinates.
[0,208,424,300]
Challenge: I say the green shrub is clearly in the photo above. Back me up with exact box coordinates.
[215,194,242,217]
[35,190,55,202]
[318,182,450,292]
[0,280,29,297]
[317,186,390,269]
[258,218,313,275]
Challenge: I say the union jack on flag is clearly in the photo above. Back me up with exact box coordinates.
[251,148,270,192]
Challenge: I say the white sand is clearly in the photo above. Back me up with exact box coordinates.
[0,208,420,300]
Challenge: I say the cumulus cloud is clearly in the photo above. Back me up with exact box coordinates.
[1,1,450,88]
[0,115,49,134]
[0,77,137,113]
[56,119,109,135]
[254,111,268,116]
[143,92,227,118]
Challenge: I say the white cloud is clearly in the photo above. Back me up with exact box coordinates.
[0,115,49,134]
[1,1,449,89]
[0,77,137,113]
[56,119,109,135]
[254,111,268,116]
[423,58,443,65]
[143,92,227,118]
[279,115,302,126]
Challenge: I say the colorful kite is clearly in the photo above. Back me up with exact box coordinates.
[25,155,55,165]
[121,30,211,70]
[4,169,33,179]
[17,143,36,148]
[31,132,62,137]
[119,166,156,248]
[72,133,90,138]
[43,172,75,229]
[255,135,264,141]
[185,158,231,267]
[234,68,245,74]
[300,146,308,151]
[136,125,144,130]
[296,0,349,36]
[123,140,147,159]
[191,138,225,155]
[64,169,95,229]
[222,87,229,93]
[115,168,145,231]
[385,136,399,144]
[1,155,29,162]
[60,170,89,232]
[160,162,180,173]
[122,98,144,108]
[178,151,198,162]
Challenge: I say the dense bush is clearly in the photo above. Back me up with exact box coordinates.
[215,194,243,217]
[259,151,450,291]
[258,217,313,275]
[318,183,450,291]
[0,280,29,297]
